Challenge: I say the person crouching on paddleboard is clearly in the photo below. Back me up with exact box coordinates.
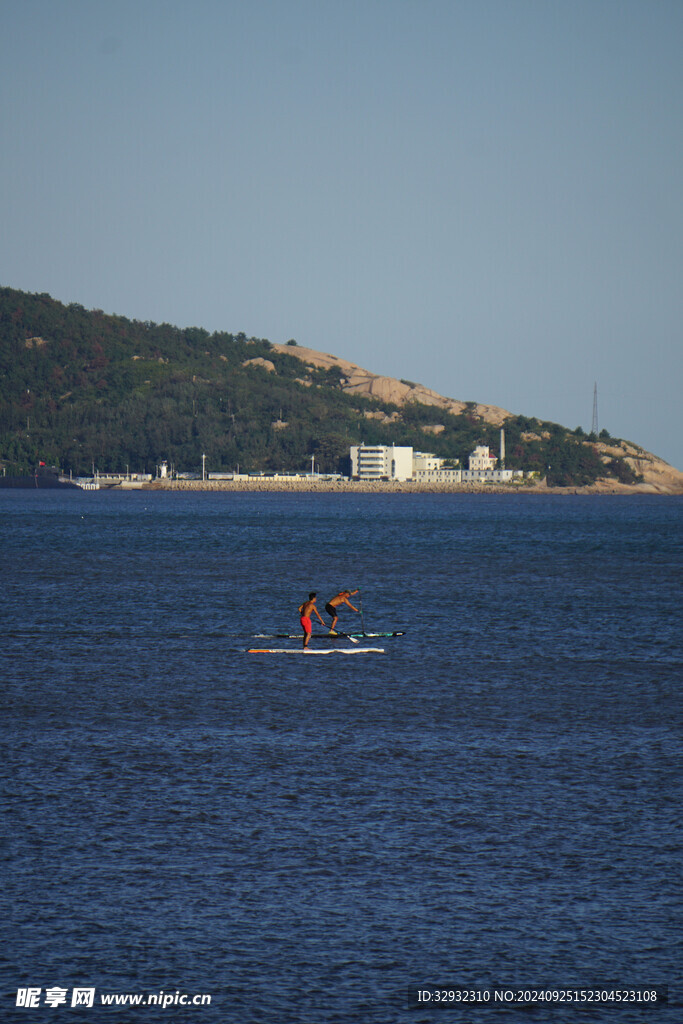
[298,592,326,649]
[325,590,360,635]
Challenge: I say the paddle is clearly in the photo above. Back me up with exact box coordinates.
[328,626,359,643]
[346,587,364,641]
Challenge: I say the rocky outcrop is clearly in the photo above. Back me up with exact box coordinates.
[243,357,276,372]
[270,343,511,424]
[592,440,683,493]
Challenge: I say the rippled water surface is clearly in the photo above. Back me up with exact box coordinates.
[2,490,681,1022]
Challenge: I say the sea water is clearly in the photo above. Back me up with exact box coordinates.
[1,490,681,1023]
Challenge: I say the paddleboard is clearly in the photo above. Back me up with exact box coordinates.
[248,647,385,654]
[252,631,404,639]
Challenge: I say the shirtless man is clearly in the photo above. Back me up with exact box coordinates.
[325,589,360,635]
[298,592,326,649]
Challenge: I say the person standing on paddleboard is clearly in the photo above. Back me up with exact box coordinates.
[325,589,360,635]
[298,592,326,649]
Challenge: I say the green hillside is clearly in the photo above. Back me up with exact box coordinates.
[0,287,638,486]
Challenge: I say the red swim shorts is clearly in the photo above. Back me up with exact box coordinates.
[300,615,312,632]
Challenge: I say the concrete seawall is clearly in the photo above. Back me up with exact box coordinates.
[136,479,678,495]
[143,479,536,494]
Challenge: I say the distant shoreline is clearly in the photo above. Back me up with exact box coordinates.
[2,477,680,496]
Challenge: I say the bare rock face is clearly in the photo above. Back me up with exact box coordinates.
[593,440,683,493]
[270,343,511,424]
[242,357,276,372]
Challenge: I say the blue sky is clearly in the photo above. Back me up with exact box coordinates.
[2,0,682,468]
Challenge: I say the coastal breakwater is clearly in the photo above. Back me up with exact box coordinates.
[142,478,683,496]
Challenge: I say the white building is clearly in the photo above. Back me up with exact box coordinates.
[468,445,498,472]
[461,442,522,482]
[412,451,442,474]
[350,441,522,484]
[350,444,414,481]
[461,467,520,483]
[412,451,461,483]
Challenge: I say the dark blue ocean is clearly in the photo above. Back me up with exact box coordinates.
[2,490,681,1023]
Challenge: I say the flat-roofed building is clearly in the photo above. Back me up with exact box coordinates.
[412,451,461,483]
[461,467,519,482]
[350,444,414,481]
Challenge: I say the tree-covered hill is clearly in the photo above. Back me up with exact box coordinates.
[0,287,639,486]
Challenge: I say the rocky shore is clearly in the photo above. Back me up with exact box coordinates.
[141,478,683,496]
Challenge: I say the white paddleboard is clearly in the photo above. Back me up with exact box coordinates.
[248,647,385,654]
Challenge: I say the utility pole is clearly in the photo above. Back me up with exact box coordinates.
[591,382,599,436]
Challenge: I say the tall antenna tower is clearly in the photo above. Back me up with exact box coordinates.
[591,382,599,436]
